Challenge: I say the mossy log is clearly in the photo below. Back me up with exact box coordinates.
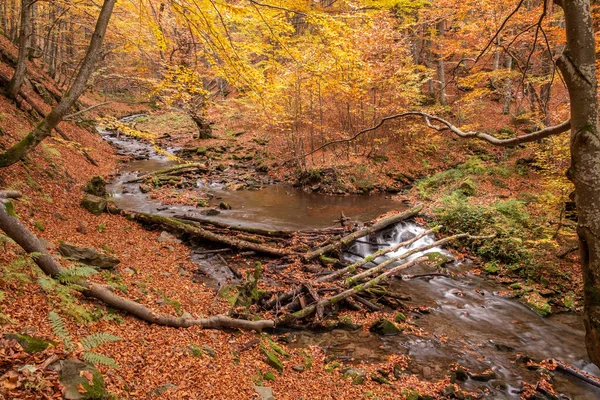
[125,163,208,183]
[130,212,291,257]
[0,192,273,331]
[303,205,423,261]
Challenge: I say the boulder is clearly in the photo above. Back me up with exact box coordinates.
[80,194,107,215]
[59,360,107,400]
[369,318,402,336]
[83,177,107,197]
[59,242,120,269]
[4,333,54,353]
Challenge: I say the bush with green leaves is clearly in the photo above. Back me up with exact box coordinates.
[48,311,121,369]
[435,192,537,269]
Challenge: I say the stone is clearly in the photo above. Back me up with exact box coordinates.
[139,184,152,193]
[292,365,305,372]
[370,373,390,384]
[369,318,401,335]
[77,222,88,234]
[59,360,107,400]
[218,202,232,210]
[342,368,366,384]
[394,312,407,323]
[422,366,432,379]
[201,344,216,358]
[458,179,477,196]
[59,242,120,269]
[470,370,497,382]
[253,386,275,400]
[393,364,404,379]
[80,194,106,215]
[181,311,193,320]
[83,176,107,197]
[201,209,220,216]
[157,231,181,244]
[261,348,283,373]
[4,333,54,353]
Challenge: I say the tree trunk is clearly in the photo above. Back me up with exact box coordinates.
[556,0,600,367]
[0,0,116,167]
[6,0,31,100]
[502,56,513,115]
[436,21,447,106]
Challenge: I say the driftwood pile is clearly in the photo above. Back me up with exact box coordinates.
[1,189,489,330]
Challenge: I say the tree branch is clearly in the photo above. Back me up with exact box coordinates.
[286,112,571,162]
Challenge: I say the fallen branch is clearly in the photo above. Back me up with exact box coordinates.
[304,205,423,261]
[554,359,600,390]
[130,212,291,257]
[291,256,428,320]
[64,101,112,120]
[177,214,294,238]
[0,193,273,331]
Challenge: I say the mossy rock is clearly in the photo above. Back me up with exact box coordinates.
[394,312,407,323]
[4,333,54,353]
[218,202,232,210]
[458,179,477,197]
[59,360,107,400]
[83,176,107,197]
[484,262,501,274]
[426,252,453,267]
[369,318,401,335]
[81,194,107,215]
[261,347,284,373]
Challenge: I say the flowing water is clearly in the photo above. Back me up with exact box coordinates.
[99,118,600,399]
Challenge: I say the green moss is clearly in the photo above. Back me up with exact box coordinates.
[34,220,45,231]
[5,333,54,353]
[319,255,338,265]
[261,346,284,373]
[263,371,276,381]
[394,312,406,323]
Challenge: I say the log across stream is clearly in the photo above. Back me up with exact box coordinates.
[98,116,600,399]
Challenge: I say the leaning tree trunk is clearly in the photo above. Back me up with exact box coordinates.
[557,0,600,367]
[6,0,31,100]
[0,0,116,167]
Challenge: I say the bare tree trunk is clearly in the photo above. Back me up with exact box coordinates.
[6,0,31,100]
[556,0,600,367]
[436,21,447,106]
[0,0,116,167]
[502,56,513,115]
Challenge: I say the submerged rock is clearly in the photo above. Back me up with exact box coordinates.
[59,242,120,269]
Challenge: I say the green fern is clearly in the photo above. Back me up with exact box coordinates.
[81,332,121,350]
[48,311,74,351]
[57,265,97,284]
[83,351,119,369]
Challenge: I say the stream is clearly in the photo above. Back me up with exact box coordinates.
[99,117,600,399]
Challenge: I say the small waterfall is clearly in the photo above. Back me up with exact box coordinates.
[347,222,449,264]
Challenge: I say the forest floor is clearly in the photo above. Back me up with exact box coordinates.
[0,34,585,399]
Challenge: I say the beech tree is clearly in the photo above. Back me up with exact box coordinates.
[5,0,32,100]
[0,0,116,167]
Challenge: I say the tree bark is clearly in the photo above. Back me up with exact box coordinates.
[0,0,116,167]
[6,0,31,100]
[556,0,600,367]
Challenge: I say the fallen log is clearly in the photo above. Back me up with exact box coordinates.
[303,204,423,261]
[0,193,273,331]
[554,359,600,390]
[177,214,295,238]
[130,212,291,257]
[125,163,208,183]
[264,227,434,309]
[291,256,428,320]
[344,232,492,286]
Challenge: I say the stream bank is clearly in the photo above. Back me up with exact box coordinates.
[97,115,600,399]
